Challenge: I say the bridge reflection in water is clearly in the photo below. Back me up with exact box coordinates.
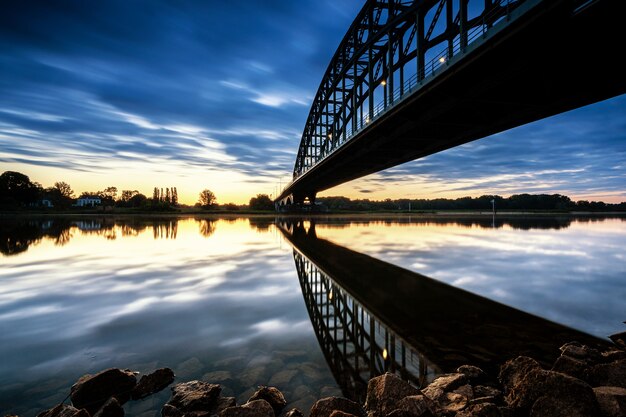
[279,219,609,401]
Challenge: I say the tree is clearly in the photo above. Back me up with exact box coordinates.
[0,171,42,206]
[249,194,274,211]
[54,182,74,198]
[198,189,216,208]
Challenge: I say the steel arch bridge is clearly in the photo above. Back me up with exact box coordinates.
[275,0,626,208]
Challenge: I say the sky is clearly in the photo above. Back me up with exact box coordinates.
[1,0,625,205]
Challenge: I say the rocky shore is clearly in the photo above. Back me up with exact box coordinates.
[20,331,626,417]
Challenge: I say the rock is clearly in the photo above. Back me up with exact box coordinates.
[283,409,304,417]
[167,380,221,412]
[601,350,626,363]
[559,342,602,364]
[248,386,286,416]
[132,368,175,400]
[70,368,137,415]
[93,398,124,417]
[499,356,600,415]
[328,412,358,417]
[214,398,238,415]
[240,367,267,387]
[588,359,626,388]
[365,372,420,416]
[472,386,502,403]
[593,386,626,417]
[319,386,342,398]
[497,407,514,417]
[454,403,501,417]
[551,355,589,381]
[609,331,626,349]
[386,395,438,417]
[268,369,298,387]
[456,366,488,385]
[220,399,274,417]
[529,395,595,417]
[176,358,204,379]
[161,404,183,417]
[422,374,468,397]
[37,404,90,417]
[309,397,364,417]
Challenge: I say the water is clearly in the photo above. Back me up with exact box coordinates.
[1,215,624,415]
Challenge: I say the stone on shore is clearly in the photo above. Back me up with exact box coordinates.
[499,356,600,416]
[310,397,364,417]
[551,355,589,381]
[328,411,359,417]
[588,359,626,388]
[248,386,287,416]
[37,404,90,417]
[456,365,489,386]
[166,380,222,412]
[593,386,626,417]
[454,403,501,417]
[386,395,438,417]
[132,368,175,400]
[559,342,602,364]
[93,397,124,417]
[283,408,304,417]
[220,399,274,417]
[70,368,137,415]
[365,372,421,417]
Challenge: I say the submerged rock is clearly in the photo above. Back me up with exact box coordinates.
[220,399,274,417]
[132,368,175,400]
[499,356,600,416]
[365,372,420,416]
[310,397,364,417]
[248,386,286,416]
[70,368,137,415]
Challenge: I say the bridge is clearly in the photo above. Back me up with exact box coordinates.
[275,0,626,208]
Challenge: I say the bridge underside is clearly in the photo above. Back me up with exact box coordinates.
[279,0,626,204]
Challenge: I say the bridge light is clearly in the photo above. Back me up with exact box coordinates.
[328,133,332,139]
[328,290,333,301]
[382,348,388,360]
[366,116,370,124]
[439,56,446,63]
[381,79,386,86]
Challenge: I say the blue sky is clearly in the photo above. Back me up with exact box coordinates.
[1,0,625,204]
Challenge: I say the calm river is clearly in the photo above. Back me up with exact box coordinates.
[1,215,624,415]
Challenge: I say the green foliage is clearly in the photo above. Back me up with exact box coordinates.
[249,194,273,211]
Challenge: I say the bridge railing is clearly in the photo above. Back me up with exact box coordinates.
[291,0,520,183]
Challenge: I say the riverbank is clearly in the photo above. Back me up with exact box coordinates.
[32,332,626,417]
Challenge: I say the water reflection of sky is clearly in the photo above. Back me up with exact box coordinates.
[1,218,337,415]
[314,217,626,338]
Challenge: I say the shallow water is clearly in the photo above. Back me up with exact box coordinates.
[1,215,624,415]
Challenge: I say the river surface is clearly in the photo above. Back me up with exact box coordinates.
[1,215,624,415]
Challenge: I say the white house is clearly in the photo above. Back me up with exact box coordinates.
[75,195,101,207]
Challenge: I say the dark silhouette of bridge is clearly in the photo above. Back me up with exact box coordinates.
[277,219,609,400]
[275,0,626,208]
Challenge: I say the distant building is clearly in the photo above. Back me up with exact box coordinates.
[40,199,53,208]
[75,195,101,207]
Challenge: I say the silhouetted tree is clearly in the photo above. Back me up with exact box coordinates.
[249,194,274,211]
[0,171,42,206]
[198,189,217,208]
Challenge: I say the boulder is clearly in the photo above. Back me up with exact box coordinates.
[559,342,602,364]
[422,374,468,398]
[70,368,137,415]
[499,356,600,416]
[601,350,626,363]
[454,403,501,417]
[167,381,222,412]
[283,409,304,417]
[365,373,421,417]
[593,386,626,417]
[161,404,183,417]
[529,395,595,417]
[37,404,90,417]
[551,355,589,381]
[310,397,364,417]
[220,400,274,417]
[472,386,502,404]
[248,386,286,416]
[132,368,175,400]
[456,366,489,386]
[328,412,358,417]
[609,331,626,349]
[386,395,438,417]
[93,398,124,417]
[588,359,626,388]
